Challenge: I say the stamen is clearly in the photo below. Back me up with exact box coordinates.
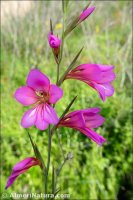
[36,90,44,97]
[35,90,49,103]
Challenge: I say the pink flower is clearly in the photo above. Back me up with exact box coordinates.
[58,108,106,145]
[15,69,63,130]
[48,32,61,49]
[79,7,95,22]
[5,157,40,189]
[65,64,116,101]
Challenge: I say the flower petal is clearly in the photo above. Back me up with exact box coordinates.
[21,107,37,128]
[84,113,105,128]
[13,157,35,171]
[102,83,115,97]
[78,127,106,145]
[98,64,115,71]
[79,7,95,22]
[43,104,59,125]
[35,104,49,130]
[14,86,38,106]
[98,70,116,83]
[5,157,39,189]
[59,111,85,128]
[49,84,63,104]
[82,108,101,114]
[26,69,50,91]
[5,175,19,189]
[90,82,106,101]
[69,64,102,82]
[48,32,61,48]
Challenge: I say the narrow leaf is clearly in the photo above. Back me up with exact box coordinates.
[83,2,91,11]
[59,96,77,120]
[54,188,61,196]
[57,47,84,86]
[27,130,37,156]
[50,19,53,33]
[62,0,69,13]
[64,15,79,37]
[51,96,77,136]
[27,130,46,170]
[34,144,46,170]
[62,0,65,13]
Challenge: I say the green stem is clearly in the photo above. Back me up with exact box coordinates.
[57,129,65,160]
[45,126,52,196]
[54,157,68,192]
[56,62,60,85]
[56,158,67,177]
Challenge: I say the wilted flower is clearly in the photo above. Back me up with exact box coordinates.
[58,108,106,145]
[65,64,116,101]
[15,69,63,130]
[5,157,40,189]
[79,7,95,22]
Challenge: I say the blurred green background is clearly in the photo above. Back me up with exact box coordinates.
[1,1,132,200]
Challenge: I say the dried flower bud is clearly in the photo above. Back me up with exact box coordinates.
[66,152,73,160]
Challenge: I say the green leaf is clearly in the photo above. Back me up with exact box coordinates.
[62,0,69,13]
[51,96,77,136]
[57,47,84,86]
[27,130,37,156]
[27,130,46,171]
[34,144,46,171]
[50,19,53,33]
[54,188,61,196]
[59,96,77,120]
[83,2,91,11]
[64,15,79,37]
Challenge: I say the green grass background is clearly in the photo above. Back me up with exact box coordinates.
[1,1,132,200]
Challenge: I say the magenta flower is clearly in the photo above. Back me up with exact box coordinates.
[5,157,40,189]
[48,32,61,49]
[65,64,116,101]
[58,108,106,145]
[79,7,95,23]
[15,69,63,130]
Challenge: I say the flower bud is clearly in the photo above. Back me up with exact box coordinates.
[66,152,73,160]
[79,7,95,23]
[48,32,61,57]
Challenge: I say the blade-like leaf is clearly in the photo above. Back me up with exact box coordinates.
[50,19,53,33]
[57,47,84,86]
[62,0,65,13]
[54,188,61,196]
[34,144,46,171]
[64,15,79,37]
[27,130,37,156]
[62,0,69,13]
[59,96,77,120]
[27,130,46,171]
[83,2,91,11]
[51,96,77,136]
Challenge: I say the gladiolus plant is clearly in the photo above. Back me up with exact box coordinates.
[6,1,116,198]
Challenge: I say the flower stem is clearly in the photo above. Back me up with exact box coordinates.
[54,157,68,192]
[56,62,60,85]
[45,125,52,196]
